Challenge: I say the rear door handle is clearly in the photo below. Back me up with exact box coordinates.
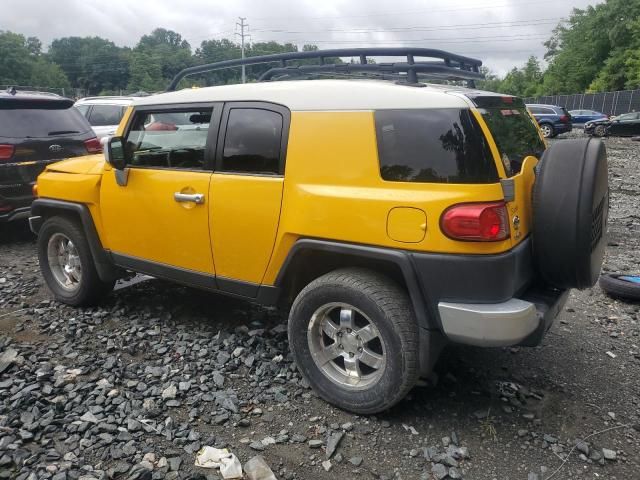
[174,192,205,204]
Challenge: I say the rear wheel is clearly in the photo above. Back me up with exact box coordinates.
[38,216,114,306]
[288,268,419,414]
[539,123,554,138]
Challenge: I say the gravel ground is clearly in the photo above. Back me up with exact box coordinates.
[0,134,638,480]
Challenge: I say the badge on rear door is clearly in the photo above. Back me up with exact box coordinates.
[49,145,63,153]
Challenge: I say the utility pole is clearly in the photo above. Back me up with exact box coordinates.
[236,17,249,84]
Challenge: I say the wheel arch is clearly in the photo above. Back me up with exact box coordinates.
[274,239,433,331]
[31,199,122,282]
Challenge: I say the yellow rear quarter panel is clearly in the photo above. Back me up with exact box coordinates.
[264,110,517,284]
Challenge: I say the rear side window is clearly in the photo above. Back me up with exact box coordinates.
[0,106,91,138]
[221,108,283,175]
[375,109,498,184]
[88,105,124,126]
[477,99,546,177]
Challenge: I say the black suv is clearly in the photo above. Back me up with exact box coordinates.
[0,89,101,222]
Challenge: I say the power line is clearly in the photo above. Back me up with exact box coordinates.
[250,18,564,35]
[249,0,572,23]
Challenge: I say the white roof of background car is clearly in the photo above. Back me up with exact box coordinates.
[132,79,471,111]
[75,96,136,106]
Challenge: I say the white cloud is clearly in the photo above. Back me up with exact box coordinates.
[2,0,603,75]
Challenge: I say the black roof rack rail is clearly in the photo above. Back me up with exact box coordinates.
[167,47,483,91]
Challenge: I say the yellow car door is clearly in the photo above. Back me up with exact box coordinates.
[209,103,288,296]
[100,105,219,283]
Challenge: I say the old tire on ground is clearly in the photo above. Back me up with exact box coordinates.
[38,216,115,306]
[532,138,609,289]
[288,268,419,414]
[599,274,640,301]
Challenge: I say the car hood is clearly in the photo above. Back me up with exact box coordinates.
[44,154,106,175]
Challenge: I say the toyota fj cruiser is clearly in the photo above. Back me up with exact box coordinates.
[30,49,609,414]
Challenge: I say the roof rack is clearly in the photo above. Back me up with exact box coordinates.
[167,47,483,91]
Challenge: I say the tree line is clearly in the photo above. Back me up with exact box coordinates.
[1,0,638,97]
[479,0,640,96]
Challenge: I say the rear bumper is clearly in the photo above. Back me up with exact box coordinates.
[438,286,569,347]
[409,237,569,346]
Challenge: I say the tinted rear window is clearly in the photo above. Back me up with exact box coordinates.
[375,108,498,184]
[476,98,546,177]
[0,106,91,138]
[88,105,124,126]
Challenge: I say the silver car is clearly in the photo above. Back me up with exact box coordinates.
[74,97,135,140]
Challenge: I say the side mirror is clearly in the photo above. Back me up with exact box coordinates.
[104,136,127,170]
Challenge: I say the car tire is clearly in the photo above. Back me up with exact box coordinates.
[599,274,640,301]
[288,268,419,414]
[38,216,115,306]
[539,123,554,138]
[594,125,607,137]
[532,138,609,289]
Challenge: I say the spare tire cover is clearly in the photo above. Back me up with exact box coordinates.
[532,138,609,289]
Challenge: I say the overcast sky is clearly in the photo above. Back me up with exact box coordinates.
[2,0,603,75]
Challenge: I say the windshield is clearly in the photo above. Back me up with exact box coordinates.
[474,97,546,177]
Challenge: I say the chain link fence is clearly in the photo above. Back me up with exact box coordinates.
[524,89,640,116]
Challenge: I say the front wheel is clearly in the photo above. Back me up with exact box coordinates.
[38,216,114,306]
[288,268,419,414]
[593,124,607,137]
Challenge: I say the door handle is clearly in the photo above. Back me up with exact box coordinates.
[174,192,205,204]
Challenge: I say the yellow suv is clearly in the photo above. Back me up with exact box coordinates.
[30,49,609,414]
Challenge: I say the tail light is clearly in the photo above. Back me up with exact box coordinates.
[32,183,38,197]
[84,137,102,154]
[560,115,570,123]
[0,144,15,162]
[441,202,510,242]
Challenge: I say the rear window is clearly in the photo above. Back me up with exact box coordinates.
[375,108,498,184]
[475,98,546,177]
[88,104,125,126]
[0,106,91,138]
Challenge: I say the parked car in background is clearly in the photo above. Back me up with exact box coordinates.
[0,88,100,222]
[526,104,573,138]
[585,112,640,137]
[74,96,135,139]
[568,109,608,125]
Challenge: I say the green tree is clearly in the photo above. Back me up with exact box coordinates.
[0,31,34,85]
[136,28,193,84]
[49,36,129,94]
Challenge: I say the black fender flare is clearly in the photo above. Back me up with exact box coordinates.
[30,199,122,282]
[274,239,435,331]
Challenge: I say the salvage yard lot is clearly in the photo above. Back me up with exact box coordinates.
[0,135,639,480]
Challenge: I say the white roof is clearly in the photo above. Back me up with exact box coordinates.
[75,97,135,106]
[132,80,471,111]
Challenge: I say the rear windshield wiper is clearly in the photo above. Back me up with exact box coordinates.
[48,130,80,135]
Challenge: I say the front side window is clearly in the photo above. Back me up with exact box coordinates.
[221,108,283,175]
[125,108,212,170]
[375,108,498,184]
[476,97,546,177]
[88,105,124,126]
